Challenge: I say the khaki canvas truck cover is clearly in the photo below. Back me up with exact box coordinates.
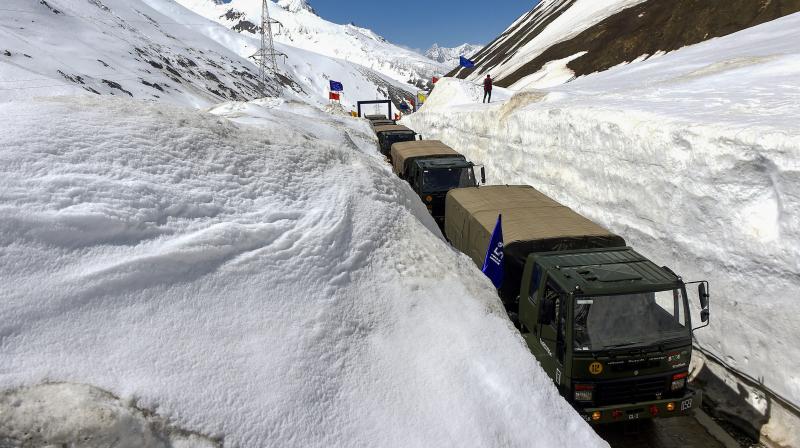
[445,185,626,299]
[370,120,395,128]
[373,124,414,134]
[390,140,462,175]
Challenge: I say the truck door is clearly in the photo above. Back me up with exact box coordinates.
[538,280,567,388]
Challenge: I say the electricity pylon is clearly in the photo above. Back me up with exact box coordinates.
[252,0,286,96]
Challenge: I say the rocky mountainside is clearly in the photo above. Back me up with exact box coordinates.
[450,0,800,89]
[425,43,483,69]
[177,0,447,90]
[0,0,270,106]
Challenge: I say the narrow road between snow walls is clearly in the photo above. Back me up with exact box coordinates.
[400,19,800,446]
[359,103,752,447]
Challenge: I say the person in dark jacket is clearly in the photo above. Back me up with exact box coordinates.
[483,75,493,103]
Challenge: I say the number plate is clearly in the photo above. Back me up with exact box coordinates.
[681,399,693,411]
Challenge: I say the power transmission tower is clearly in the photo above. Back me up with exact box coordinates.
[252,0,286,96]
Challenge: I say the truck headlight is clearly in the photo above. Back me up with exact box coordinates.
[671,372,688,391]
[574,384,594,402]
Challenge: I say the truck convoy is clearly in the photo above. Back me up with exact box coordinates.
[445,185,710,424]
[390,140,485,226]
[362,107,710,426]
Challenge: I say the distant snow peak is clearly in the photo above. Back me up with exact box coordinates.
[425,43,483,67]
[276,0,314,14]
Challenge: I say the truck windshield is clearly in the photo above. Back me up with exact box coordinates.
[385,133,415,145]
[573,290,689,351]
[421,168,476,193]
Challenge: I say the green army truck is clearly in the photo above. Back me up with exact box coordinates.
[369,119,396,127]
[373,125,417,159]
[391,140,485,226]
[445,185,711,424]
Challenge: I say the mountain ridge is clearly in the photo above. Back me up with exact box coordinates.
[425,43,483,68]
[449,0,800,90]
[176,0,446,91]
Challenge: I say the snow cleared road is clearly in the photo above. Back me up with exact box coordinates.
[404,13,800,447]
[0,95,608,447]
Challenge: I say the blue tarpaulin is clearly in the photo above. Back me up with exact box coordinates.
[459,56,475,68]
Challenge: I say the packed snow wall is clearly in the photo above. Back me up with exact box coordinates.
[0,95,608,448]
[403,14,800,446]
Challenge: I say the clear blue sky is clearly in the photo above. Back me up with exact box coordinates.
[309,1,536,52]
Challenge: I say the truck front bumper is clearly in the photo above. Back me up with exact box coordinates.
[579,388,701,425]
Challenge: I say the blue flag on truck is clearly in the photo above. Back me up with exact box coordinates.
[459,56,475,68]
[329,80,344,92]
[482,214,504,288]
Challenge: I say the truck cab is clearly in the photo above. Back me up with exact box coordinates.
[444,186,711,425]
[373,125,417,159]
[409,158,480,225]
[518,247,709,424]
[391,140,485,227]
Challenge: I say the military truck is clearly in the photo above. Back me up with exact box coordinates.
[369,119,396,128]
[373,125,417,159]
[445,185,711,424]
[391,140,484,225]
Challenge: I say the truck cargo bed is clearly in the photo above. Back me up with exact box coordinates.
[445,185,626,300]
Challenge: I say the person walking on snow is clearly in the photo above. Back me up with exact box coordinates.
[483,74,493,103]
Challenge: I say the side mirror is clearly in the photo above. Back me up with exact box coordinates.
[418,135,423,140]
[698,283,709,309]
[687,280,710,331]
[480,167,486,185]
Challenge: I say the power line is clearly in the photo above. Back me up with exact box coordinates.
[250,0,286,97]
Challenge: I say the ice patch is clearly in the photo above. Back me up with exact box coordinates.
[0,383,219,448]
[510,51,586,90]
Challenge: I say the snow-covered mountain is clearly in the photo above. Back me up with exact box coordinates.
[425,43,483,69]
[176,0,447,90]
[451,0,800,89]
[0,0,423,112]
[0,0,269,107]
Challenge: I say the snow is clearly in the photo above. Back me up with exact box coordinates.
[463,0,647,84]
[511,52,586,90]
[425,43,484,68]
[0,94,607,447]
[404,10,800,427]
[0,0,266,106]
[424,78,514,110]
[174,0,446,90]
[143,0,423,111]
[0,0,423,112]
[0,383,217,447]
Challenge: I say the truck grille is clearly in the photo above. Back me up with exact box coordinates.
[594,376,670,406]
